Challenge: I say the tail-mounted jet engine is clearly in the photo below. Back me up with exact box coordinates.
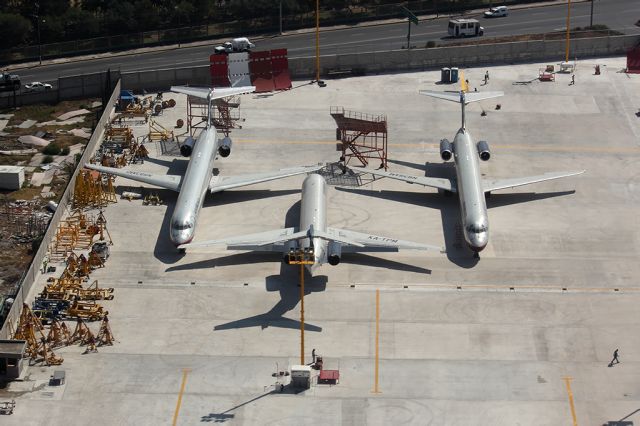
[476,140,491,161]
[180,136,195,157]
[328,241,342,266]
[440,139,453,161]
[218,136,232,158]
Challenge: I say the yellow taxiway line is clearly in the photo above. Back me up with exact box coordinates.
[172,368,191,426]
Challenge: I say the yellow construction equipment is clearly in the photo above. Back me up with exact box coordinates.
[104,126,135,149]
[65,300,108,321]
[69,318,93,345]
[13,304,63,365]
[143,193,162,206]
[46,319,71,348]
[97,316,115,346]
[149,119,174,143]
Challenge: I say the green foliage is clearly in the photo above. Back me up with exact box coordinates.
[43,143,61,155]
[41,155,54,164]
[0,13,32,49]
[60,146,70,155]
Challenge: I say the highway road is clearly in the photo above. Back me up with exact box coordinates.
[13,0,640,84]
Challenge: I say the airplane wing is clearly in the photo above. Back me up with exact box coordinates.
[171,85,256,100]
[482,170,585,193]
[352,167,457,193]
[179,227,302,251]
[327,227,445,253]
[84,164,182,191]
[209,165,322,193]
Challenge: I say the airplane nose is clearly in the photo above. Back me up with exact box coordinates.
[466,231,488,252]
[171,230,193,247]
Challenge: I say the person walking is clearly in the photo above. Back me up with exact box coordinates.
[609,348,620,367]
[484,70,489,84]
[570,74,575,85]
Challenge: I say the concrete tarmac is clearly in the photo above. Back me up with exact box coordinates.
[1,57,639,425]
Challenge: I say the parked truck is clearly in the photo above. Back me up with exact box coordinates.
[214,37,255,54]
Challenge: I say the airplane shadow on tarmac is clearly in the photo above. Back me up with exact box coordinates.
[166,198,432,331]
[342,159,577,268]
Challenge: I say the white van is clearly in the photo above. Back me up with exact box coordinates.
[484,6,508,18]
[448,19,484,37]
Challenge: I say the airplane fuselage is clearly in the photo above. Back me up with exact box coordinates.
[453,128,489,252]
[298,173,329,270]
[170,129,218,246]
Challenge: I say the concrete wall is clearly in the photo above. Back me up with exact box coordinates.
[290,35,640,78]
[0,71,120,109]
[0,80,122,340]
[121,66,211,93]
[114,35,640,92]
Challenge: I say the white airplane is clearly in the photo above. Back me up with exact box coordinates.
[86,85,321,248]
[179,173,444,273]
[352,89,584,256]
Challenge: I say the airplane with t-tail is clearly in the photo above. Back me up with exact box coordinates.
[86,85,321,248]
[351,89,584,256]
[179,173,444,274]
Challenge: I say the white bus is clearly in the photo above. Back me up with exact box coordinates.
[448,19,484,37]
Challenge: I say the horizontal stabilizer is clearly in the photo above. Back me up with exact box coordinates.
[328,227,445,253]
[209,165,323,193]
[419,90,503,104]
[350,167,456,193]
[84,164,182,192]
[482,170,585,193]
[170,85,256,100]
[179,227,301,251]
[312,228,365,247]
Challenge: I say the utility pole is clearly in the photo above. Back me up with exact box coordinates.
[589,0,594,28]
[564,0,572,62]
[34,2,42,65]
[315,0,320,82]
[279,1,283,35]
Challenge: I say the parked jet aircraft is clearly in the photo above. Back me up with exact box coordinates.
[179,173,444,273]
[352,89,584,256]
[86,85,321,247]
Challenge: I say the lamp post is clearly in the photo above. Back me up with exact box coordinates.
[315,0,320,83]
[175,5,181,48]
[589,0,594,28]
[33,2,43,65]
[279,1,283,35]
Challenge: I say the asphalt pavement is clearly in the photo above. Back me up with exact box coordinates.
[9,0,640,85]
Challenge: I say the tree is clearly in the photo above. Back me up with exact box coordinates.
[62,7,101,40]
[0,13,32,49]
[133,0,162,31]
[103,1,137,34]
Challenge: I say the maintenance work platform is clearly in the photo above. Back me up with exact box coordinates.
[0,56,639,426]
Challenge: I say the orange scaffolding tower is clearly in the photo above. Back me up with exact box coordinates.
[330,106,388,170]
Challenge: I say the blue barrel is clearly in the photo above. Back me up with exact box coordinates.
[450,67,459,83]
[441,67,450,84]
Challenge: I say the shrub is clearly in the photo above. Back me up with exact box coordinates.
[43,143,61,155]
[60,146,70,155]
[426,41,436,48]
[42,155,54,164]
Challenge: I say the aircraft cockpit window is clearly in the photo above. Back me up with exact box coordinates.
[173,221,194,230]
[467,224,487,233]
